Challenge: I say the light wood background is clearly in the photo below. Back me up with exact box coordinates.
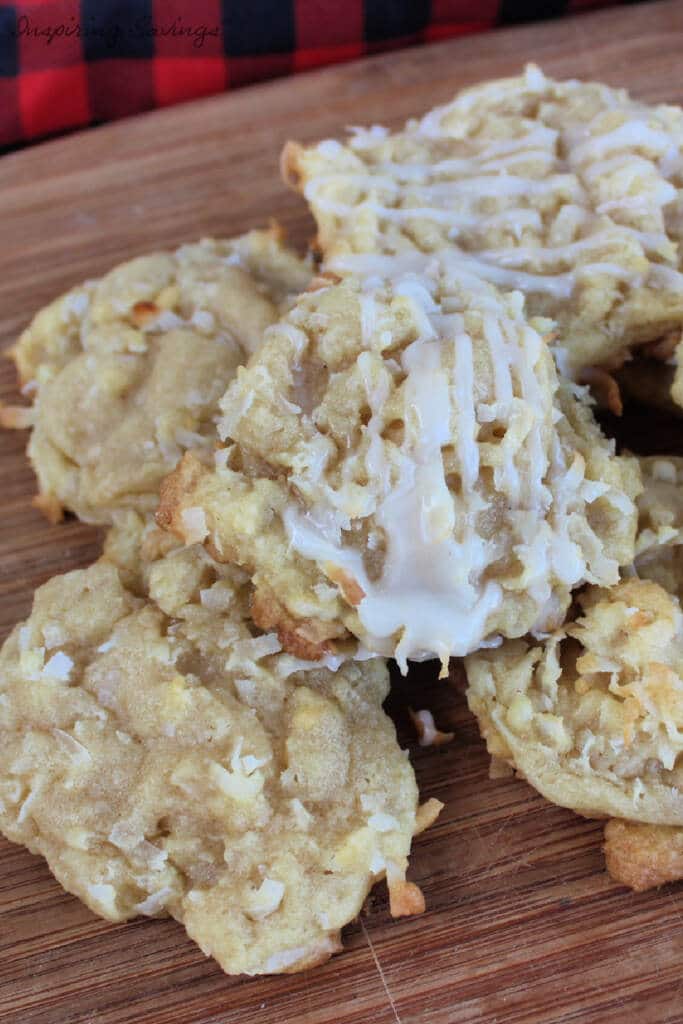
[2,3,683,1022]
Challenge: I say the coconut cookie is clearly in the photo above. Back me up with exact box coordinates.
[0,556,431,976]
[156,261,640,670]
[284,65,683,382]
[465,578,683,825]
[3,229,310,524]
[599,458,683,889]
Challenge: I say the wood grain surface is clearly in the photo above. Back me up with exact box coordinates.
[2,3,683,1022]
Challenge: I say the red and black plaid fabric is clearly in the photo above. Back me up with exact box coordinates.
[0,0,644,148]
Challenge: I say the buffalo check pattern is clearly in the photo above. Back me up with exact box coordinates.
[0,0,644,148]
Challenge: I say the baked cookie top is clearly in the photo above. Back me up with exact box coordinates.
[465,578,683,825]
[285,64,683,382]
[0,553,429,976]
[157,261,640,670]
[7,229,310,524]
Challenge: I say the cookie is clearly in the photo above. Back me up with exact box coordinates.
[0,554,433,976]
[156,260,640,670]
[600,458,683,888]
[284,65,683,383]
[4,229,310,524]
[465,578,683,825]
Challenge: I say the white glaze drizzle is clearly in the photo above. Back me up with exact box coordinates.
[279,266,629,669]
[301,63,683,323]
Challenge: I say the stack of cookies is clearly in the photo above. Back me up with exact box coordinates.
[2,64,683,975]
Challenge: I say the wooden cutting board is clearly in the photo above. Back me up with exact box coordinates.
[2,3,683,1022]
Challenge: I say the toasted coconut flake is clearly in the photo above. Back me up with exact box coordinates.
[579,366,623,416]
[250,586,341,662]
[32,492,64,524]
[156,453,206,535]
[280,140,304,190]
[413,797,444,836]
[325,564,366,607]
[409,708,454,748]
[130,301,160,326]
[0,402,34,429]
[306,272,342,292]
